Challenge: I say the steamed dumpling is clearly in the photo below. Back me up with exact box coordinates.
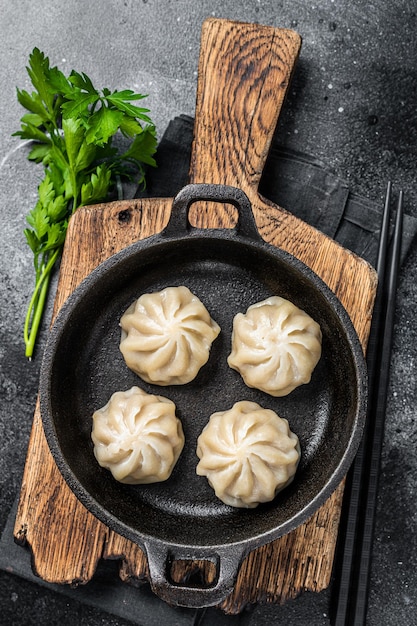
[196,401,300,508]
[119,286,220,385]
[91,386,184,484]
[227,296,322,397]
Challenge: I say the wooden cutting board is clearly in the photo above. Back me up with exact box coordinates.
[13,18,377,613]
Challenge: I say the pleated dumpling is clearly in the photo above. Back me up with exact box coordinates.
[227,296,322,397]
[91,386,184,484]
[196,401,300,508]
[119,286,220,385]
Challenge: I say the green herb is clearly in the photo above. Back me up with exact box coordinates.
[14,48,157,359]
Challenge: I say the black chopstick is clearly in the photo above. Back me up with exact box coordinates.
[332,183,404,625]
[352,188,404,624]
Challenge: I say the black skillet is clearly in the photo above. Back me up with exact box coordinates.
[39,182,367,608]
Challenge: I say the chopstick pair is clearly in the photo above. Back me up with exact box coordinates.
[332,182,404,625]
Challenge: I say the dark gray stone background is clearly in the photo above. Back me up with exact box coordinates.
[1,1,416,624]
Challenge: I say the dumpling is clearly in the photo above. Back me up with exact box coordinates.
[227,296,322,396]
[119,286,220,385]
[196,401,300,508]
[91,386,184,484]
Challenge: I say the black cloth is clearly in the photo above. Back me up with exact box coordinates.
[135,114,417,268]
[2,114,416,626]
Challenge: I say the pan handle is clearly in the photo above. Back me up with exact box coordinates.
[162,183,263,241]
[145,541,246,608]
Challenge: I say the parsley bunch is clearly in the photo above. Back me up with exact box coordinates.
[14,48,157,358]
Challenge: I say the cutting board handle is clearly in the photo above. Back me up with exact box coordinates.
[189,18,301,200]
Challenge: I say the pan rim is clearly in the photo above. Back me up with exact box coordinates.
[39,224,368,553]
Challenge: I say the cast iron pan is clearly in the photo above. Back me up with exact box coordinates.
[40,183,367,607]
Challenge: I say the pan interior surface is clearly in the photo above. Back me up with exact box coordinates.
[41,234,364,549]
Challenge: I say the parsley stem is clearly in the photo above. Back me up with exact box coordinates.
[24,247,61,359]
[17,48,157,358]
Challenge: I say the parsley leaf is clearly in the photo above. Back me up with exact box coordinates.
[85,106,124,146]
[15,48,157,358]
[81,164,112,205]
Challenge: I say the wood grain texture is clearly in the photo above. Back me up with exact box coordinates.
[190,19,300,188]
[14,195,376,611]
[188,19,301,229]
[13,18,377,613]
